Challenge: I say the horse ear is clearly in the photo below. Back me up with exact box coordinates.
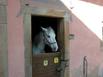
[41,27,47,32]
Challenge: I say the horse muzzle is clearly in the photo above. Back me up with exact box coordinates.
[51,43,58,51]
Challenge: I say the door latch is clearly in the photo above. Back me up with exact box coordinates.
[56,59,69,72]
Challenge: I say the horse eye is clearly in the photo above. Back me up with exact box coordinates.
[47,35,50,38]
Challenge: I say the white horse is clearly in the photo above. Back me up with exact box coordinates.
[33,27,58,54]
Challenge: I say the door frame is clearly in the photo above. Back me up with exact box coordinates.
[23,6,69,77]
[0,2,8,77]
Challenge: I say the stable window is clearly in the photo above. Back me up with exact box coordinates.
[31,15,64,53]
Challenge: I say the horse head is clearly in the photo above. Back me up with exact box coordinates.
[41,27,58,52]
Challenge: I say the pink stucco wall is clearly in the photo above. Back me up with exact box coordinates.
[69,14,103,77]
[6,0,103,77]
[82,0,103,5]
[67,1,103,77]
[7,0,25,77]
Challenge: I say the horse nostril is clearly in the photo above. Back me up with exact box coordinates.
[54,47,56,50]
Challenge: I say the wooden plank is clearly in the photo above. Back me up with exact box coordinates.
[32,53,61,77]
[23,13,32,77]
[0,24,8,77]
[64,16,70,77]
[0,5,7,24]
[31,7,65,18]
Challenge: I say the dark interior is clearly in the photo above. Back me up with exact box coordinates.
[31,15,62,53]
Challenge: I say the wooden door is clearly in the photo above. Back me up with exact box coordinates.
[32,53,61,77]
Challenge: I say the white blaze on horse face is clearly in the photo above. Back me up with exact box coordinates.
[43,27,58,51]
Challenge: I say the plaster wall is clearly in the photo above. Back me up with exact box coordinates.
[69,14,103,77]
[82,0,103,5]
[7,0,25,77]
[7,0,103,77]
[67,0,103,77]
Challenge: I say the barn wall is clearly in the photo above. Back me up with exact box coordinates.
[82,0,103,5]
[7,0,103,77]
[28,0,68,10]
[7,0,25,77]
[7,0,70,77]
[69,14,103,77]
[68,1,103,77]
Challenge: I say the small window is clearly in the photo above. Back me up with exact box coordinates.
[32,15,63,54]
